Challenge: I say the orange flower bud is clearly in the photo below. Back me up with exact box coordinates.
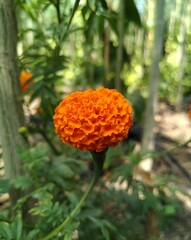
[53,88,133,152]
[19,71,32,93]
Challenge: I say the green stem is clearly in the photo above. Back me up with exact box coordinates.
[40,149,107,240]
[60,0,80,43]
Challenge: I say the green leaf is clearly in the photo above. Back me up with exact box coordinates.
[11,213,23,240]
[29,196,53,217]
[164,205,176,216]
[26,229,40,240]
[43,85,57,98]
[102,220,117,233]
[78,208,102,219]
[64,232,73,240]
[59,222,80,240]
[107,12,118,35]
[88,0,96,11]
[84,12,96,44]
[88,217,117,239]
[88,217,110,239]
[97,15,105,37]
[51,159,75,179]
[29,84,43,103]
[11,176,32,190]
[99,0,108,11]
[31,187,53,200]
[124,0,141,27]
[0,179,9,194]
[29,185,55,217]
[101,225,110,240]
[0,221,12,239]
[65,192,79,207]
[64,221,80,233]
[65,0,81,35]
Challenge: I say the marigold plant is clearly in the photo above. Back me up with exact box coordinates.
[19,71,32,93]
[53,88,133,152]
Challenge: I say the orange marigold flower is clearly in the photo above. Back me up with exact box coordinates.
[53,88,133,152]
[20,71,32,93]
[188,105,191,120]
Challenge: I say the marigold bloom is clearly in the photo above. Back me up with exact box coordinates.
[188,105,191,120]
[53,88,133,152]
[20,71,32,93]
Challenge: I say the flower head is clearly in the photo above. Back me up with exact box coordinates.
[53,88,133,152]
[188,105,191,120]
[20,71,32,93]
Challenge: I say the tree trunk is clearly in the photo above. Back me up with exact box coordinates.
[137,1,147,80]
[115,0,125,92]
[176,0,191,111]
[141,0,165,156]
[141,2,165,238]
[0,0,25,202]
[103,24,110,88]
[168,0,177,33]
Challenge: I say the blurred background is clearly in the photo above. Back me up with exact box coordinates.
[0,0,191,239]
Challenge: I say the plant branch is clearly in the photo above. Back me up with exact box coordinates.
[55,0,62,24]
[115,0,125,92]
[60,0,80,43]
[40,172,97,240]
[29,115,61,156]
[40,149,106,240]
[38,127,61,156]
[152,137,191,159]
[157,143,191,182]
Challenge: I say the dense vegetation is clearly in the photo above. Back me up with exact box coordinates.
[0,0,191,239]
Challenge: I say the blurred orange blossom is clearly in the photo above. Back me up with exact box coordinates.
[19,71,32,93]
[53,88,133,152]
[188,105,191,120]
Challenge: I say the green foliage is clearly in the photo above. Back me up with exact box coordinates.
[124,0,141,27]
[1,0,189,239]
[78,180,181,240]
[0,179,9,195]
[1,144,86,239]
[1,140,182,239]
[129,91,146,124]
[0,213,22,240]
